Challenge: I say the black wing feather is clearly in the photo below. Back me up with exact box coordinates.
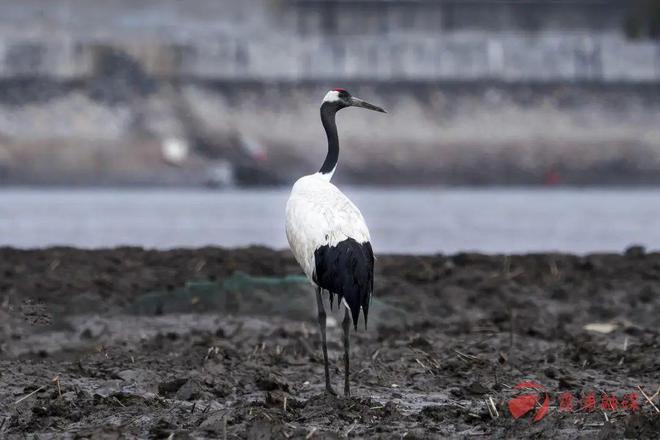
[313,238,374,330]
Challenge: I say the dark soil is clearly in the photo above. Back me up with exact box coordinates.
[0,246,659,439]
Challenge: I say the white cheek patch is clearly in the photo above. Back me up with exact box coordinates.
[323,90,341,103]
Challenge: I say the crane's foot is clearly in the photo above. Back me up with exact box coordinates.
[344,384,350,398]
[325,384,338,396]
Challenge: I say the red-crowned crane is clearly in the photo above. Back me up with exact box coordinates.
[285,89,386,397]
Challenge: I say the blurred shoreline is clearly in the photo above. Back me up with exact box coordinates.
[1,79,660,187]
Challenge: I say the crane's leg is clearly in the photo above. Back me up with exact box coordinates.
[316,287,336,396]
[342,307,351,397]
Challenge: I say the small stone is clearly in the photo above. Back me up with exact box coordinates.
[255,372,289,392]
[558,375,577,389]
[158,378,187,396]
[625,245,645,258]
[149,419,177,438]
[544,367,558,379]
[450,388,464,398]
[466,382,489,395]
[175,379,201,401]
[265,389,287,407]
[200,413,227,433]
[247,421,272,440]
[409,336,432,350]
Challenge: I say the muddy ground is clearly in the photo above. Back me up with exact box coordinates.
[0,246,658,439]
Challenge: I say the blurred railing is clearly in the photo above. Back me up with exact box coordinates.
[0,32,658,82]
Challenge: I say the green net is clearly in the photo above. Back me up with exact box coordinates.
[129,271,408,326]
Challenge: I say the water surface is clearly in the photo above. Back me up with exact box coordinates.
[1,187,658,254]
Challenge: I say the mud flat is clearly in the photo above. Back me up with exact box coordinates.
[0,247,659,438]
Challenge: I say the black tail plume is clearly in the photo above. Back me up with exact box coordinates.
[313,239,374,330]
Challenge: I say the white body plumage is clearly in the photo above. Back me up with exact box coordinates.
[285,173,371,282]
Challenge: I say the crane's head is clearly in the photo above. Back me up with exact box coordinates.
[322,89,386,113]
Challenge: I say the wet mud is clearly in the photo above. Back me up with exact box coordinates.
[0,246,659,439]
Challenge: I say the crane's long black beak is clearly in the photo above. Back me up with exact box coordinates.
[350,97,387,113]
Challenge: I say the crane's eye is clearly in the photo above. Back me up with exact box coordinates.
[337,90,350,99]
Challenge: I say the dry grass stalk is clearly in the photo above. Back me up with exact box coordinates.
[485,396,499,419]
[453,349,479,362]
[14,385,46,405]
[637,385,660,413]
[52,375,62,399]
[344,421,358,436]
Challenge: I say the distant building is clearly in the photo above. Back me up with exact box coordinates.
[0,0,657,82]
[289,0,630,35]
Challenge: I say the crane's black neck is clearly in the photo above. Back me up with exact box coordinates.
[319,102,340,176]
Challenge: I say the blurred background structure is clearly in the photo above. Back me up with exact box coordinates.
[1,0,660,252]
[0,0,659,187]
